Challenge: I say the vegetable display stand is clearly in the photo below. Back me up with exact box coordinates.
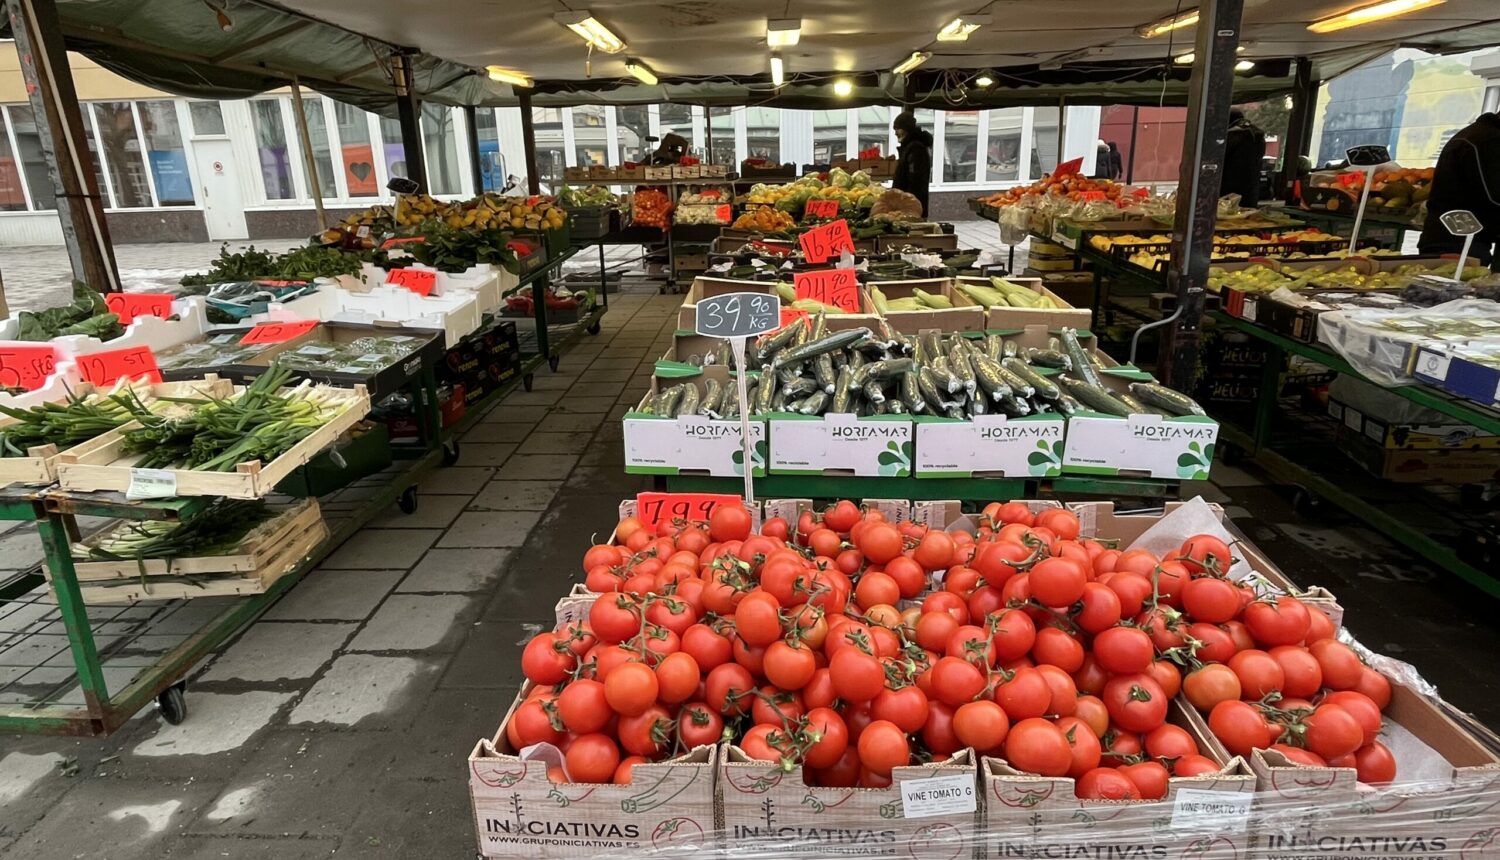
[1262,203,1416,251]
[658,473,1181,503]
[1209,311,1500,598]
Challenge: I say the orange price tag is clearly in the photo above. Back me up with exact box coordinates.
[241,319,319,345]
[1054,157,1084,177]
[103,293,173,325]
[388,268,438,297]
[798,219,856,264]
[805,199,839,219]
[381,236,425,249]
[779,308,810,329]
[1079,191,1107,202]
[793,268,860,312]
[76,346,160,386]
[716,204,732,222]
[0,345,58,391]
[634,492,745,531]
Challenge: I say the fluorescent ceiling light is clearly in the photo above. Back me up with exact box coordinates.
[1136,9,1200,37]
[833,79,854,96]
[1308,0,1444,33]
[893,51,932,76]
[936,15,989,42]
[974,71,996,87]
[485,67,533,87]
[770,54,785,87]
[1235,59,1255,71]
[767,18,801,47]
[554,11,626,54]
[625,58,658,86]
[1174,45,1245,64]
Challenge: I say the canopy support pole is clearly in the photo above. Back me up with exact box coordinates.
[391,51,427,193]
[464,106,485,193]
[704,110,713,163]
[1055,97,1066,166]
[1164,0,1244,392]
[1280,57,1317,204]
[289,79,327,232]
[1126,107,1139,183]
[519,88,541,195]
[6,0,118,291]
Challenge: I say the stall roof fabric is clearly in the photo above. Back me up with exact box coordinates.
[23,0,1500,108]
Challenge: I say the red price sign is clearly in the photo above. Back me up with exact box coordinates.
[388,268,438,297]
[779,308,810,329]
[1078,190,1107,202]
[1054,157,1084,177]
[103,293,173,325]
[0,345,58,392]
[793,268,860,312]
[381,236,425,249]
[798,219,856,264]
[805,199,839,219]
[634,492,745,531]
[241,319,318,345]
[77,346,160,386]
[715,204,732,223]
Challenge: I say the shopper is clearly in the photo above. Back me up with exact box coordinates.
[892,110,933,217]
[647,132,690,166]
[1107,142,1124,180]
[1221,109,1267,207]
[1094,140,1112,179]
[1419,112,1499,266]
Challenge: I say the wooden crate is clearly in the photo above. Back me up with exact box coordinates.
[55,385,371,500]
[0,378,233,488]
[60,501,328,604]
[69,498,322,581]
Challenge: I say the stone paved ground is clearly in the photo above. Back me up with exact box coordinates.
[0,223,1497,859]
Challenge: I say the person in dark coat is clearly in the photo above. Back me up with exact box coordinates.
[1221,109,1267,207]
[1107,142,1124,180]
[892,110,933,217]
[1419,112,1500,266]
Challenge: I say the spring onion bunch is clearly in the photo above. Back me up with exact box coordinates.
[0,380,155,457]
[83,500,277,562]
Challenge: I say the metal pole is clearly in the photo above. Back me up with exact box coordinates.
[519,88,541,195]
[463,105,485,193]
[391,51,427,193]
[1055,97,1067,167]
[1163,0,1244,392]
[6,0,119,291]
[1280,57,1316,204]
[289,79,327,231]
[1126,106,1140,183]
[704,108,714,164]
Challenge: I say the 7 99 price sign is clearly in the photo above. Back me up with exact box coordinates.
[634,492,745,530]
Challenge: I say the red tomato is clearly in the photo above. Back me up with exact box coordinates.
[1074,696,1110,738]
[923,701,962,756]
[1093,626,1154,675]
[857,720,911,777]
[1209,700,1273,757]
[1305,606,1337,643]
[1173,754,1221,777]
[763,641,817,691]
[1071,654,1109,697]
[830,649,886,702]
[654,652,700,704]
[1074,583,1122,634]
[510,696,563,747]
[521,632,576,685]
[1103,674,1169,733]
[1181,576,1241,624]
[1187,622,1239,664]
[1243,596,1312,648]
[995,667,1052,721]
[1034,508,1081,541]
[760,516,790,541]
[1269,645,1323,698]
[704,662,754,715]
[556,679,610,733]
[1229,649,1286,700]
[1118,761,1170,799]
[857,522,904,565]
[913,531,956,572]
[680,623,732,670]
[931,655,987,707]
[618,705,672,756]
[1183,664,1242,711]
[566,733,620,783]
[854,571,901,611]
[1104,571,1154,617]
[1320,691,1382,746]
[613,755,646,785]
[804,707,850,769]
[990,608,1037,662]
[872,685,930,734]
[590,594,643,644]
[884,556,927,599]
[677,702,724,748]
[1029,557,1088,607]
[734,592,784,646]
[1353,666,1392,709]
[1302,704,1364,760]
[916,610,962,652]
[1035,664,1079,717]
[1076,767,1141,799]
[709,504,752,542]
[604,662,659,716]
[1145,724,1199,761]
[1309,639,1364,691]
[1178,534,1232,575]
[953,700,1011,753]
[823,499,861,533]
[741,723,797,763]
[1004,718,1073,777]
[1057,715,1103,778]
[1032,627,1085,673]
[1270,743,1327,767]
[1354,741,1397,785]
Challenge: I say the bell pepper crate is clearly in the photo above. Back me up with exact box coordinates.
[866,279,986,333]
[718,746,981,859]
[468,684,721,860]
[624,365,769,478]
[953,275,1093,332]
[54,383,372,500]
[981,700,1256,860]
[263,283,481,348]
[1182,671,1500,860]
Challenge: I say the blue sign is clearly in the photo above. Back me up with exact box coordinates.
[148,149,193,204]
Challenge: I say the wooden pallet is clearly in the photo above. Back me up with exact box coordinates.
[59,502,329,604]
[69,498,322,581]
[0,378,232,488]
[55,385,371,500]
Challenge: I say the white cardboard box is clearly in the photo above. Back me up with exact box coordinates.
[623,367,768,477]
[265,284,481,348]
[913,414,1066,478]
[768,413,914,476]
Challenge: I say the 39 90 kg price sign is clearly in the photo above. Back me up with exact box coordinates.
[635,492,744,530]
[694,291,781,338]
[798,218,856,264]
[793,268,859,312]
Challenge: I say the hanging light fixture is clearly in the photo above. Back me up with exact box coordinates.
[767,18,801,47]
[202,0,232,31]
[486,67,533,88]
[1174,45,1245,64]
[1136,9,1199,37]
[1308,0,1444,33]
[770,53,785,87]
[936,14,990,42]
[833,79,854,96]
[555,11,627,53]
[626,58,659,86]
[1235,59,1255,72]
[893,51,932,76]
[974,70,996,88]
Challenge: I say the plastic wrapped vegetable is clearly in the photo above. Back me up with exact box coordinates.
[870,189,924,223]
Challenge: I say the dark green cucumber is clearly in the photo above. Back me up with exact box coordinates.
[1057,377,1132,416]
[1002,357,1060,400]
[1129,382,1207,416]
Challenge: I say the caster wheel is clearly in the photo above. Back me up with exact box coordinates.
[1220,442,1245,467]
[441,441,461,467]
[549,355,561,372]
[1291,487,1322,518]
[587,322,602,335]
[1459,484,1491,507]
[398,487,419,514]
[156,682,187,726]
[523,374,535,392]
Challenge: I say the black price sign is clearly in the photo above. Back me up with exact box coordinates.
[694,291,781,338]
[1345,145,1391,167]
[1440,209,1483,237]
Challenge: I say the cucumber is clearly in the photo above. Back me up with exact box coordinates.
[720,392,739,419]
[832,365,855,413]
[811,312,828,341]
[1118,393,1149,415]
[1060,328,1102,388]
[771,387,788,412]
[866,357,916,380]
[1057,377,1132,416]
[782,376,818,398]
[862,380,886,404]
[917,367,948,413]
[972,354,1014,401]
[701,378,724,415]
[998,392,1032,416]
[774,328,871,367]
[1051,393,1082,416]
[713,340,733,367]
[656,384,684,417]
[813,352,836,393]
[754,324,799,365]
[798,391,829,415]
[1129,382,1207,416]
[777,363,805,387]
[992,362,1035,398]
[920,331,943,362]
[1002,339,1018,359]
[969,393,987,415]
[947,346,977,395]
[901,369,925,413]
[929,356,962,394]
[678,383,701,416]
[1002,357,1061,400]
[1026,347,1072,370]
[886,398,907,414]
[984,333,1004,361]
[755,367,777,413]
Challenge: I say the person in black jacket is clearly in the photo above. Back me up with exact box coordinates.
[892,110,933,217]
[1419,113,1500,266]
[1221,109,1267,207]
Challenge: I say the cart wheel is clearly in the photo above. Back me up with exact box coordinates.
[522,374,535,392]
[156,682,187,726]
[1291,487,1322,518]
[587,321,602,335]
[549,355,561,372]
[1220,442,1245,467]
[1459,484,1491,508]
[441,440,461,467]
[398,487,419,514]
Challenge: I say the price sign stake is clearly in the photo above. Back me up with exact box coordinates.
[793,269,860,312]
[694,291,781,503]
[0,345,58,392]
[388,267,438,296]
[103,293,173,325]
[241,319,319,345]
[799,219,856,264]
[1344,144,1392,254]
[77,346,160,386]
[1440,209,1484,280]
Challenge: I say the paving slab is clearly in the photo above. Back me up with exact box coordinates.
[367,493,468,530]
[158,835,340,859]
[536,409,608,432]
[134,691,297,757]
[261,569,405,622]
[478,404,550,423]
[437,621,528,690]
[0,750,63,808]
[516,431,595,455]
[319,529,439,569]
[492,454,578,481]
[459,422,535,444]
[381,686,512,779]
[288,654,434,727]
[199,624,355,684]
[3,777,224,859]
[501,388,566,406]
[346,595,477,652]
[396,548,511,593]
[458,442,517,467]
[437,509,546,548]
[337,776,478,859]
[414,466,493,495]
[467,479,562,511]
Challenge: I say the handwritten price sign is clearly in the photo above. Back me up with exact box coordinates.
[77,346,160,386]
[793,268,860,312]
[798,218,856,264]
[779,307,811,329]
[635,492,746,530]
[805,199,839,219]
[241,319,319,345]
[387,268,438,296]
[0,345,58,391]
[381,236,425,250]
[104,293,173,325]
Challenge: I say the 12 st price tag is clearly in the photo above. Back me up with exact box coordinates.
[388,268,437,297]
[798,219,856,264]
[694,292,781,338]
[126,467,177,500]
[77,346,160,386]
[635,492,744,530]
[899,774,976,819]
[0,345,58,391]
[103,293,173,325]
[241,320,319,345]
[805,199,839,219]
[793,268,859,312]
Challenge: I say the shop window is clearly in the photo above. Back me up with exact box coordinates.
[532,106,566,188]
[296,99,337,200]
[744,108,780,162]
[856,106,892,158]
[708,107,735,166]
[92,102,151,208]
[985,108,1024,182]
[252,99,296,200]
[616,106,650,164]
[810,109,848,164]
[1031,106,1061,177]
[0,106,40,210]
[334,102,377,198]
[189,101,225,136]
[379,116,408,186]
[943,111,980,182]
[473,109,503,192]
[659,103,694,157]
[572,105,609,167]
[139,101,193,205]
[422,104,461,196]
